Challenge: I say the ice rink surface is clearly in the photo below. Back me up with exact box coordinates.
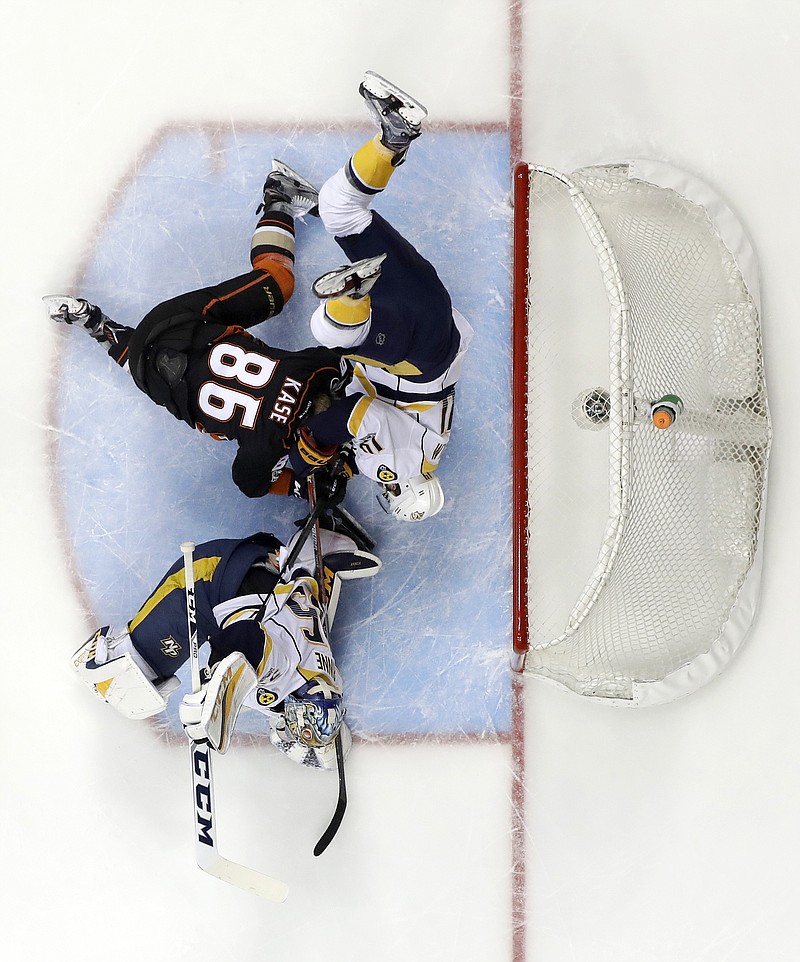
[55,125,513,738]
[4,2,800,960]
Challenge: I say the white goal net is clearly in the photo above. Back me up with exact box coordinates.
[512,161,771,705]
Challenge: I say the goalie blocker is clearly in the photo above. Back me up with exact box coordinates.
[71,519,380,768]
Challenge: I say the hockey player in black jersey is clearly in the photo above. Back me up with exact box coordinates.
[44,161,351,500]
[71,519,381,769]
[299,72,474,522]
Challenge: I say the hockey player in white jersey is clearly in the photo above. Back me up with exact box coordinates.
[71,519,380,769]
[299,71,474,522]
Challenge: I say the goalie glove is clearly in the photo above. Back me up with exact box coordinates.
[179,652,257,753]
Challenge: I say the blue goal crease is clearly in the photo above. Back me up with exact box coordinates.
[55,126,513,738]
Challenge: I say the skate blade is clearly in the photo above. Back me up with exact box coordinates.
[362,70,428,123]
[312,254,386,298]
[271,158,318,193]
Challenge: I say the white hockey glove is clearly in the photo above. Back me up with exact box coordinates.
[179,652,256,753]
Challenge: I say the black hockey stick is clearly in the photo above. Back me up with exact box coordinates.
[306,474,348,857]
[180,542,289,902]
[279,492,330,577]
[330,504,376,551]
[250,486,332,625]
[313,734,347,856]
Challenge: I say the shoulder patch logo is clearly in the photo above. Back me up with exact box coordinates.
[377,464,398,483]
[257,687,278,707]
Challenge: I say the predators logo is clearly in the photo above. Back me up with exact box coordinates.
[160,635,181,658]
[377,464,398,483]
[256,687,278,707]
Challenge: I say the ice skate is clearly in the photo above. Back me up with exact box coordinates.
[359,71,428,156]
[312,253,387,300]
[43,294,125,347]
[43,294,95,325]
[259,159,319,219]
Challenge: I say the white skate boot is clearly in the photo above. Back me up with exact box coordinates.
[311,253,387,300]
[42,294,125,348]
[359,71,428,159]
[43,294,96,325]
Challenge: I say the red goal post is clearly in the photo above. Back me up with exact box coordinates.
[511,160,771,705]
[512,163,532,674]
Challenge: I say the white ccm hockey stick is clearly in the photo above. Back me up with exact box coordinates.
[305,478,348,857]
[180,541,289,902]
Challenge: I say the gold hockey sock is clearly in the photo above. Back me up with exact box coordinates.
[325,294,372,329]
[350,135,397,192]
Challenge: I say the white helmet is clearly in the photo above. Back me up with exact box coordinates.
[377,472,445,522]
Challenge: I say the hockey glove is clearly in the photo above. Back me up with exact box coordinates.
[287,472,309,501]
[179,652,256,753]
[313,458,353,507]
[286,465,348,505]
[291,427,338,475]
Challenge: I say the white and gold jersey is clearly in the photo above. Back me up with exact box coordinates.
[212,575,340,717]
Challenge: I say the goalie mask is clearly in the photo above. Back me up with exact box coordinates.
[284,678,345,748]
[377,472,444,522]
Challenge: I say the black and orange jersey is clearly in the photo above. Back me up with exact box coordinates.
[185,328,345,497]
[121,271,347,498]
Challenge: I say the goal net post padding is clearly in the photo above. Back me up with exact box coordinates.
[512,161,771,706]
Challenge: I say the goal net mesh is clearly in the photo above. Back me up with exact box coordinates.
[515,163,771,704]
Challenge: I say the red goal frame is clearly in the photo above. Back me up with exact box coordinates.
[511,162,530,672]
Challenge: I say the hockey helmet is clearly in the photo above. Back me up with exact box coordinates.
[284,678,345,748]
[377,472,444,522]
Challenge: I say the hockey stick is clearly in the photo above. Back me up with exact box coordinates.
[180,541,289,902]
[280,491,331,577]
[249,467,337,626]
[329,504,375,552]
[313,734,347,857]
[305,477,348,857]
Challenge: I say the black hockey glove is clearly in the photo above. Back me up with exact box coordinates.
[312,446,357,507]
[287,442,356,505]
[286,462,349,505]
[313,464,348,507]
[287,473,310,501]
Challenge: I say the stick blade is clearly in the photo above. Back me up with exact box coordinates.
[197,849,289,902]
[313,734,347,857]
[313,805,345,857]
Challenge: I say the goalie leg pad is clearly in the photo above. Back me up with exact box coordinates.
[283,528,380,580]
[71,628,179,719]
[281,528,381,627]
